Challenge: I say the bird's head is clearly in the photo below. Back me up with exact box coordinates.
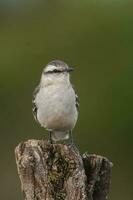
[41,60,74,85]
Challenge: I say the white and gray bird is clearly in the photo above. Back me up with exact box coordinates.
[32,60,79,143]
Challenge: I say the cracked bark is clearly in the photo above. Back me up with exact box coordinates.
[15,139,113,200]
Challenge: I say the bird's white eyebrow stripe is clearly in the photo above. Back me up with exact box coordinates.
[45,65,57,72]
[44,65,68,74]
[44,65,59,74]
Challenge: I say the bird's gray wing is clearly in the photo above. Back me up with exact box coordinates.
[72,85,79,112]
[75,92,79,111]
[32,84,40,122]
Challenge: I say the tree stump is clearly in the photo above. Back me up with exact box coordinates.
[15,139,113,200]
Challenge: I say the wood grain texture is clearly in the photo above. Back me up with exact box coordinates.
[15,140,113,200]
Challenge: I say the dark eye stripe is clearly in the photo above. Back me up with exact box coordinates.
[44,69,67,74]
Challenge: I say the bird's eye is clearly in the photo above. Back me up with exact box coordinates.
[53,69,63,73]
[53,69,58,73]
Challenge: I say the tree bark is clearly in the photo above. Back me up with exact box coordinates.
[15,139,113,200]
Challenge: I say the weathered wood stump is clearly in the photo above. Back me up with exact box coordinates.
[15,139,113,200]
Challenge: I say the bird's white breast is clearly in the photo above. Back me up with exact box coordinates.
[35,83,78,131]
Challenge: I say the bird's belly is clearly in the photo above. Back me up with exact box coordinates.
[36,86,78,131]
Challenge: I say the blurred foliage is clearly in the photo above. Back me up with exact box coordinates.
[0,1,133,199]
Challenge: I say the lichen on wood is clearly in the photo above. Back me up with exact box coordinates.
[15,139,113,200]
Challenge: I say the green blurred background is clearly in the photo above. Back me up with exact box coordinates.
[0,0,133,199]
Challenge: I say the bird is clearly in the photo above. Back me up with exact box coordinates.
[32,60,79,143]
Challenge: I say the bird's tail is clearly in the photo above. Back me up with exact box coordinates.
[52,131,69,142]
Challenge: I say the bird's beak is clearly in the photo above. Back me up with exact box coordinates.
[67,67,74,72]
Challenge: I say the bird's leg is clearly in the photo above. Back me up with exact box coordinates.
[69,130,78,151]
[69,130,74,145]
[49,131,53,144]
